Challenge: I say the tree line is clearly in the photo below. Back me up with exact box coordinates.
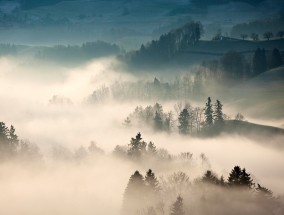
[123,98,237,135]
[122,166,276,215]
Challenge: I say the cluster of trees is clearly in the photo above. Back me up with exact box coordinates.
[122,166,276,215]
[124,98,226,135]
[36,41,121,63]
[193,47,283,90]
[0,121,41,161]
[231,12,284,39]
[239,30,284,41]
[126,21,203,66]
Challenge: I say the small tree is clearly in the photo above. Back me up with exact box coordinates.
[178,109,190,135]
[250,33,259,41]
[213,100,224,124]
[147,141,157,155]
[123,171,146,214]
[228,166,253,189]
[263,32,274,41]
[154,111,163,131]
[201,170,220,185]
[128,133,147,158]
[145,169,160,193]
[171,196,184,215]
[256,184,273,198]
[204,97,213,127]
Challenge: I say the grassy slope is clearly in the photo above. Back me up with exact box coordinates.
[229,66,284,119]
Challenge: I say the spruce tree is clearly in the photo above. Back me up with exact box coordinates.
[204,97,213,127]
[122,171,146,214]
[128,133,147,158]
[147,141,157,155]
[171,196,184,215]
[154,111,163,131]
[213,100,224,124]
[145,169,160,193]
[178,109,190,135]
[228,166,253,189]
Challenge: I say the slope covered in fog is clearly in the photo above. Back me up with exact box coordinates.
[230,66,284,119]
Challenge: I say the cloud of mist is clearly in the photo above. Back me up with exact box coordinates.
[0,56,283,214]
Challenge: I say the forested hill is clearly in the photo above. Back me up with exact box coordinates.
[125,21,284,69]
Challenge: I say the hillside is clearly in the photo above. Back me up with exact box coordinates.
[201,120,284,148]
[229,66,284,118]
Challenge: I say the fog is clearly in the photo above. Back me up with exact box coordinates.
[0,56,283,214]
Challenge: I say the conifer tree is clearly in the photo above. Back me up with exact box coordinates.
[154,111,163,131]
[123,171,146,214]
[128,133,147,158]
[147,141,157,155]
[204,97,213,127]
[171,196,184,215]
[145,169,160,193]
[178,109,190,135]
[270,48,283,69]
[213,100,224,124]
[228,166,253,189]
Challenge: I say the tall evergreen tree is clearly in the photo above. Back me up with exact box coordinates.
[122,171,146,214]
[153,111,163,131]
[128,133,147,158]
[204,97,213,127]
[178,109,190,135]
[147,141,157,155]
[213,100,224,124]
[228,166,253,189]
[145,169,160,193]
[171,196,184,215]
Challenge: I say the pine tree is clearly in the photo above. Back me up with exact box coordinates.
[147,141,157,155]
[213,100,224,124]
[204,97,213,127]
[256,184,273,198]
[122,171,146,214]
[252,48,267,76]
[201,170,219,185]
[153,111,163,131]
[145,169,160,193]
[171,196,184,215]
[228,166,253,189]
[178,109,190,135]
[128,133,147,158]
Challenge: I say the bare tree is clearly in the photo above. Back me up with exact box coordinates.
[263,32,274,41]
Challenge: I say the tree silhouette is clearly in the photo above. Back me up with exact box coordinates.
[178,109,190,135]
[201,170,220,185]
[204,97,213,127]
[213,100,224,124]
[170,196,184,215]
[128,133,147,158]
[147,141,157,155]
[228,166,253,189]
[263,32,274,40]
[123,171,146,214]
[256,184,273,198]
[154,111,163,131]
[145,169,160,194]
[250,33,259,41]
